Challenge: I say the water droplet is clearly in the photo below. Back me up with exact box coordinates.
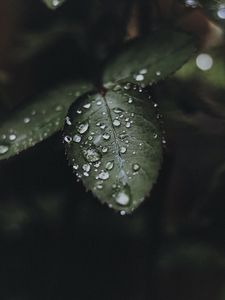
[83,103,91,109]
[153,133,158,139]
[64,135,72,143]
[97,101,102,105]
[83,148,101,163]
[106,161,114,170]
[97,184,103,190]
[100,124,106,130]
[115,191,130,206]
[126,122,131,128]
[98,170,109,180]
[120,146,127,154]
[103,133,110,140]
[156,71,161,76]
[128,98,133,104]
[55,105,63,111]
[113,108,124,114]
[94,161,101,168]
[52,0,60,7]
[83,172,89,177]
[9,134,16,141]
[124,83,131,90]
[135,74,144,81]
[77,109,82,114]
[73,164,79,170]
[73,134,81,143]
[113,120,121,127]
[132,164,140,171]
[162,137,166,145]
[23,117,30,124]
[102,146,108,153]
[120,210,126,216]
[65,116,72,126]
[82,164,91,172]
[0,144,9,155]
[77,122,89,134]
[93,135,102,145]
[139,68,147,74]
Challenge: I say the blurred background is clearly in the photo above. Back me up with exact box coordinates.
[0,0,225,299]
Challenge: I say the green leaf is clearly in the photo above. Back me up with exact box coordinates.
[64,85,163,214]
[0,81,93,160]
[103,28,196,88]
[42,0,66,10]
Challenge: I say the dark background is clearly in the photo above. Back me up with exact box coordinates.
[0,1,225,299]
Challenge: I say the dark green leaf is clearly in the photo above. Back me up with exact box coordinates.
[64,85,163,214]
[0,81,93,160]
[103,28,196,88]
[43,0,66,10]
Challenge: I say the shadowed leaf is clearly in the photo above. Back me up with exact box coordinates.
[103,28,196,88]
[0,81,93,160]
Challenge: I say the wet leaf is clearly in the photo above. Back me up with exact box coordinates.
[103,28,196,88]
[0,81,93,160]
[64,85,162,214]
[42,0,66,10]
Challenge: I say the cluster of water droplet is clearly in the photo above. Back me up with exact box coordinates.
[63,80,165,214]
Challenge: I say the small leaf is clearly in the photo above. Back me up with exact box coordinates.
[103,28,196,87]
[43,0,66,10]
[0,81,93,160]
[64,85,162,214]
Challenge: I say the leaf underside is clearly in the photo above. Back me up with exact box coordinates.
[103,28,196,87]
[64,85,162,214]
[0,81,93,160]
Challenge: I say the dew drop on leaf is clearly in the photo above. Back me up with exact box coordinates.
[77,122,89,134]
[73,164,79,170]
[135,74,144,81]
[82,164,91,172]
[73,135,81,143]
[102,146,108,153]
[9,134,17,141]
[64,135,72,143]
[83,103,91,109]
[139,68,148,74]
[65,116,72,126]
[98,170,110,180]
[113,108,124,114]
[103,133,111,140]
[115,190,130,206]
[120,146,127,154]
[132,163,140,171]
[23,117,31,124]
[113,120,121,127]
[55,105,63,112]
[83,148,101,163]
[105,161,114,170]
[0,144,9,155]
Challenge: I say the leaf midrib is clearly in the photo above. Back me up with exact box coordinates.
[102,93,128,185]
